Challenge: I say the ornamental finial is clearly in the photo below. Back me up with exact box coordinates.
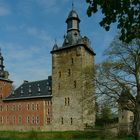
[72,0,74,10]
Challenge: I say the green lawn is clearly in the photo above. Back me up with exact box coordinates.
[0,138,134,140]
[0,131,134,140]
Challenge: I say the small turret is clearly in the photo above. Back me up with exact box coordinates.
[62,5,82,46]
[0,49,9,79]
[66,9,80,33]
[0,48,4,71]
[52,43,58,51]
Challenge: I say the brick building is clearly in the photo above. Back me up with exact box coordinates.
[0,8,96,131]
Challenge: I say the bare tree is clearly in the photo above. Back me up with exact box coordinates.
[96,37,140,140]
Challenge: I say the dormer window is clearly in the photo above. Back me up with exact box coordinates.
[29,85,32,94]
[11,90,15,96]
[46,82,49,86]
[48,86,51,91]
[21,87,23,95]
[37,84,41,93]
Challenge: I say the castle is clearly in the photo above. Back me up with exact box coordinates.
[0,8,96,131]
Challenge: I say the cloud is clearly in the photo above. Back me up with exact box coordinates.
[34,0,69,14]
[26,27,54,47]
[16,0,66,16]
[0,5,11,16]
[0,42,51,87]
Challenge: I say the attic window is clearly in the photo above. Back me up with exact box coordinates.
[48,86,51,91]
[21,87,23,94]
[37,84,41,92]
[29,85,32,94]
[47,82,49,86]
[11,90,15,96]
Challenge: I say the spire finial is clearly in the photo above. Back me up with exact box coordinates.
[0,47,1,56]
[72,0,74,10]
[55,38,57,44]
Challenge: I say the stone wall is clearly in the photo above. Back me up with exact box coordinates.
[52,44,95,131]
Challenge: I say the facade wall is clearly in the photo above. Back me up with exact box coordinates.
[80,47,95,127]
[52,45,95,131]
[0,97,52,131]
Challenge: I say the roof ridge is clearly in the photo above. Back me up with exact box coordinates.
[23,79,49,85]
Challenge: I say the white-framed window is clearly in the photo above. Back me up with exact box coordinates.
[32,104,35,111]
[0,116,3,124]
[13,116,16,124]
[18,116,22,125]
[36,116,40,124]
[36,104,39,110]
[6,116,9,124]
[46,118,51,125]
[27,116,30,124]
[27,104,30,110]
[18,104,22,111]
[32,116,35,124]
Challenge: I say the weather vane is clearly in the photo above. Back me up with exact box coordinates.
[72,0,74,10]
[55,38,57,44]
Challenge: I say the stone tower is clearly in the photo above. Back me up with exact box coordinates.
[0,49,12,99]
[51,8,96,131]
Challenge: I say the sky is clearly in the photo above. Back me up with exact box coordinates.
[0,0,117,87]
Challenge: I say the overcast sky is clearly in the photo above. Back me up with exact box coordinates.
[0,0,117,87]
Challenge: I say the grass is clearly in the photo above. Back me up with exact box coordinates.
[0,138,134,140]
[0,131,134,140]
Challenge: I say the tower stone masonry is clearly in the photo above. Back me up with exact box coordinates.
[51,8,96,131]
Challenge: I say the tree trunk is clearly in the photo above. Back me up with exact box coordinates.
[133,108,139,140]
[133,87,140,140]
